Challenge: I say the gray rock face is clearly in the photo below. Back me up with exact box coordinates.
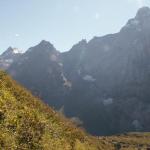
[0,47,22,70]
[8,40,71,107]
[2,7,150,135]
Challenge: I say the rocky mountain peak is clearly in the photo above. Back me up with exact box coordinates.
[0,47,22,70]
[136,6,150,19]
[2,47,15,55]
[26,40,58,56]
[1,47,22,58]
[121,7,150,32]
[39,40,51,45]
[38,40,55,49]
[78,39,87,45]
[5,46,13,52]
[70,39,87,52]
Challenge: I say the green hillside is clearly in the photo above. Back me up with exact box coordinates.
[0,71,107,150]
[1,70,150,150]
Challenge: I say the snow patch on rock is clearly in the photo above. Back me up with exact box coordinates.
[58,63,63,67]
[61,73,72,88]
[83,75,96,82]
[50,54,57,62]
[13,48,22,54]
[132,120,142,130]
[103,98,113,106]
[5,59,13,63]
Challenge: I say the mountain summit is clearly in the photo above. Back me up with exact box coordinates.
[0,47,22,70]
[27,40,57,55]
[121,6,150,32]
[37,40,56,51]
[136,6,150,19]
[1,47,21,58]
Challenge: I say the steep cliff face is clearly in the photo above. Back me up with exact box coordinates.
[8,40,71,108]
[60,7,150,135]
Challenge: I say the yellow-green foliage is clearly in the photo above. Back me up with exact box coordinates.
[0,71,102,150]
[104,132,150,150]
[1,70,150,150]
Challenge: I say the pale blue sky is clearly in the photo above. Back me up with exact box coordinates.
[0,0,150,53]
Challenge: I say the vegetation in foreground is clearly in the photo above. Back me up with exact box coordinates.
[0,70,107,150]
[100,132,150,150]
[0,70,150,150]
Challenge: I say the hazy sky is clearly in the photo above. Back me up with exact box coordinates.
[0,0,150,53]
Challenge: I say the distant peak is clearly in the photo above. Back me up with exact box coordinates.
[38,40,55,49]
[76,39,87,47]
[25,40,58,54]
[136,6,150,19]
[2,47,22,56]
[39,40,51,45]
[7,46,13,51]
[70,39,87,51]
[79,39,87,44]
[121,7,150,32]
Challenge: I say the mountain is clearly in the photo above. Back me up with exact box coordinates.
[5,7,150,136]
[8,40,71,107]
[61,6,150,135]
[0,47,22,70]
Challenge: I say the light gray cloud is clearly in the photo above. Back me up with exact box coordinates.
[15,34,20,37]
[94,12,100,20]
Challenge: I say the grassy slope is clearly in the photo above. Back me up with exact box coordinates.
[0,70,150,150]
[0,71,111,150]
[100,132,150,150]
